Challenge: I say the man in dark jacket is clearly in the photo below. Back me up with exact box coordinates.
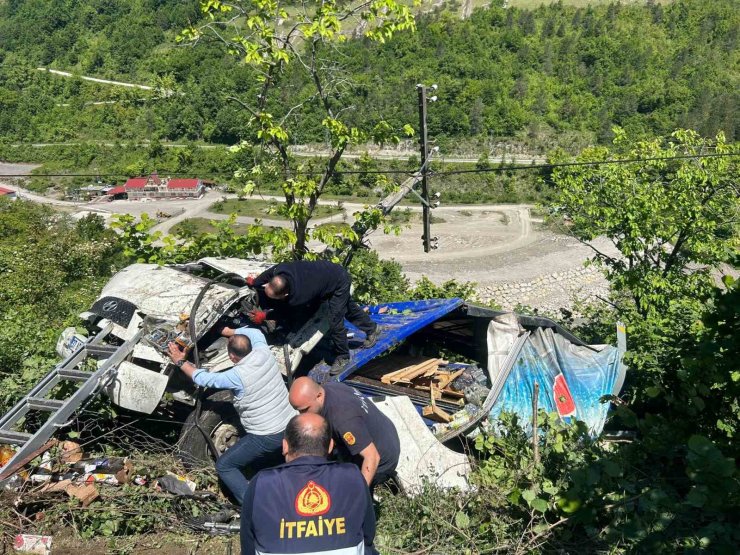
[240,413,378,555]
[289,377,400,489]
[249,261,379,374]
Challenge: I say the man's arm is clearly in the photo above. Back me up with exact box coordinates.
[335,416,378,485]
[167,343,244,397]
[358,442,381,487]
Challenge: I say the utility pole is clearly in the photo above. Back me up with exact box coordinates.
[342,84,439,266]
[417,84,431,252]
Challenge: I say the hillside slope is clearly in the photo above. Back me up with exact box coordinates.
[0,0,736,151]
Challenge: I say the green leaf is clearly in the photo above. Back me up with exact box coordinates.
[522,488,537,503]
[454,511,470,529]
[645,386,661,398]
[531,498,549,513]
[556,495,582,514]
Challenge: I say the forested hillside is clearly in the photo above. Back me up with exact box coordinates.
[0,0,736,151]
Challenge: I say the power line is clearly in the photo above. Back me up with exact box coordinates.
[0,169,416,178]
[0,152,736,180]
[431,152,739,177]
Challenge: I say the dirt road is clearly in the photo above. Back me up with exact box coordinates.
[1,162,609,311]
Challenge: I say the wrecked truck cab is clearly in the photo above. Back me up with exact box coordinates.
[52,258,333,463]
[61,258,329,411]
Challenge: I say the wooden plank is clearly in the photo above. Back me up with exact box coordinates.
[423,366,441,378]
[380,358,430,384]
[436,369,465,390]
[388,358,441,384]
[422,405,452,423]
[415,385,465,399]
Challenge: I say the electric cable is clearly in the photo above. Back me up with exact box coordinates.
[1,151,737,180]
[186,272,247,462]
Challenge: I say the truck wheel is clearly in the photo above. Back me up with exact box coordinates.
[178,390,243,468]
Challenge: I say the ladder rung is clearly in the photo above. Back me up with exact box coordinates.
[27,398,65,411]
[87,344,119,358]
[58,368,94,382]
[0,430,32,446]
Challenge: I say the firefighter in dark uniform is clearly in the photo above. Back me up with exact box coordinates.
[241,413,378,555]
[289,377,400,488]
[247,261,379,374]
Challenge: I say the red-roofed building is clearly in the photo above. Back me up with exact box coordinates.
[167,178,200,191]
[106,186,127,199]
[123,172,204,200]
[123,177,148,189]
[0,186,17,200]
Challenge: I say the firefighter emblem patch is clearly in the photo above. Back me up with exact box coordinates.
[342,431,356,445]
[295,481,331,516]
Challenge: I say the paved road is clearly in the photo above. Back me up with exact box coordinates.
[9,142,544,166]
[37,67,156,90]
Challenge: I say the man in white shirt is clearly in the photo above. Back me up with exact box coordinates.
[168,326,296,503]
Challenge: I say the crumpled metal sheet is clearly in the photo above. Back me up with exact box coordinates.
[371,395,471,493]
[98,264,238,325]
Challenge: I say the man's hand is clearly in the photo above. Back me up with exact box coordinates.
[247,309,268,325]
[167,342,185,364]
[245,274,256,287]
[167,342,197,379]
[221,326,235,337]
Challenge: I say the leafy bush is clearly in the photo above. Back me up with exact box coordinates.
[0,201,121,413]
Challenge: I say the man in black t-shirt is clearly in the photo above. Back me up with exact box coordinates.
[289,377,400,487]
[248,261,380,375]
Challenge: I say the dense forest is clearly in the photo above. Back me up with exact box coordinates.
[0,0,736,152]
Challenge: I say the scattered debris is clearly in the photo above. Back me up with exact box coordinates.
[38,480,99,507]
[59,441,83,464]
[13,534,52,554]
[156,472,197,496]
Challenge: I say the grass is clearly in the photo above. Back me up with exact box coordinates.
[313,222,352,233]
[170,217,253,236]
[209,198,344,220]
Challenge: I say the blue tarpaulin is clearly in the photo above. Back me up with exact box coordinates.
[308,298,624,436]
[488,327,623,435]
[308,298,464,383]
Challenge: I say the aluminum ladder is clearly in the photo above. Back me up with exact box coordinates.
[0,325,143,480]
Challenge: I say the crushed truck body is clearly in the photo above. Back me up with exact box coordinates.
[0,258,626,492]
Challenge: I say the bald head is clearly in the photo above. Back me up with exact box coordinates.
[289,377,325,414]
[264,275,289,300]
[283,413,332,462]
[227,334,251,360]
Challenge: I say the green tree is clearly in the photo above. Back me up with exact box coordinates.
[550,128,739,317]
[182,0,416,256]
